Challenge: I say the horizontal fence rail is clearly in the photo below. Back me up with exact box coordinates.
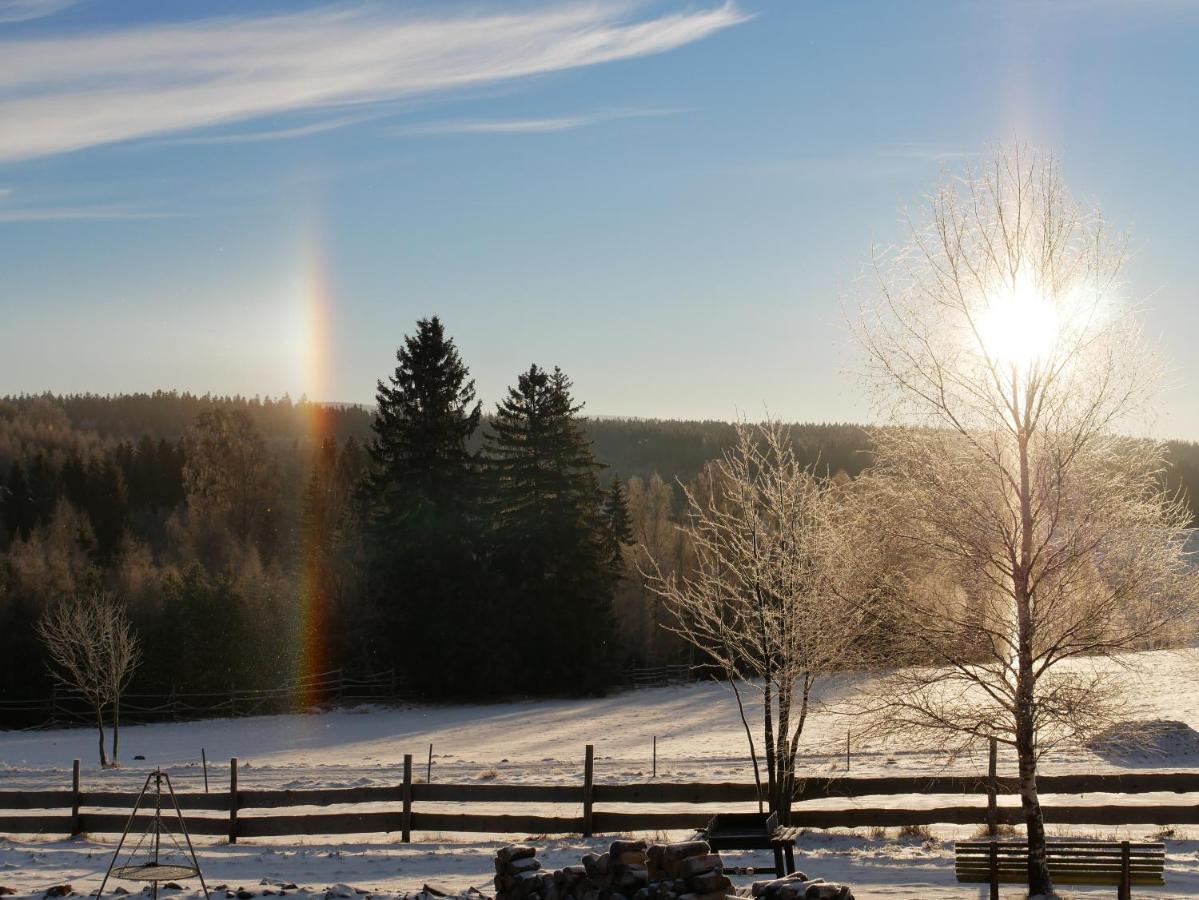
[0,669,402,729]
[3,748,1199,842]
[624,664,696,689]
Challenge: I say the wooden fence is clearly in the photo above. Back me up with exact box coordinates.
[1,667,694,729]
[624,664,694,688]
[3,746,1199,842]
[0,669,399,729]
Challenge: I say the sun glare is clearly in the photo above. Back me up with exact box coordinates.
[976,268,1060,373]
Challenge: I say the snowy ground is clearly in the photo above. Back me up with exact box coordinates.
[3,649,1199,898]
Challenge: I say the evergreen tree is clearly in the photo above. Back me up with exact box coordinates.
[2,461,33,541]
[601,476,632,567]
[484,365,617,694]
[360,316,484,694]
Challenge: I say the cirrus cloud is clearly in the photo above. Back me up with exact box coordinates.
[0,2,746,163]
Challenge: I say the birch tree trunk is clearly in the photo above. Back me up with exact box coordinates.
[1016,423,1053,896]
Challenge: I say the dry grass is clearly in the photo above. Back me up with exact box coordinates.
[969,823,1019,839]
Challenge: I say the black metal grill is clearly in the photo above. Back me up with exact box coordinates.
[703,812,779,849]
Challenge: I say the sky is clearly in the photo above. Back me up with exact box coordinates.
[1,0,1198,437]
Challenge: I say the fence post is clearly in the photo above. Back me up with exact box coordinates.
[70,759,81,837]
[1119,840,1131,900]
[986,737,998,838]
[582,744,594,837]
[228,757,239,844]
[401,754,413,842]
[427,744,433,783]
[988,840,998,900]
[652,736,656,780]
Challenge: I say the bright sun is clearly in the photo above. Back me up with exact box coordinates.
[976,268,1060,373]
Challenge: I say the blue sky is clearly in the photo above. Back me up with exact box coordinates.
[1,0,1198,437]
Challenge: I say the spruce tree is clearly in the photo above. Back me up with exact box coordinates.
[601,476,632,567]
[361,317,483,694]
[484,365,617,694]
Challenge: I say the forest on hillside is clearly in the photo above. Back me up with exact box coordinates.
[3,331,1198,716]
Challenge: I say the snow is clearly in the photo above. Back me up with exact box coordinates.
[3,649,1199,898]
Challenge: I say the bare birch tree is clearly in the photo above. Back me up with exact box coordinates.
[642,421,867,822]
[853,145,1197,898]
[38,590,141,767]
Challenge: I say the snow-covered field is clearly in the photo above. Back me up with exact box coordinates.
[3,650,1199,898]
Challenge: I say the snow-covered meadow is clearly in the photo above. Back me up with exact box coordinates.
[3,650,1199,898]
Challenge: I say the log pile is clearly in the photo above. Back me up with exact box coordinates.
[494,842,855,900]
[494,840,734,900]
[750,874,854,900]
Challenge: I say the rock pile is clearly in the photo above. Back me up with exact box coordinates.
[494,839,733,900]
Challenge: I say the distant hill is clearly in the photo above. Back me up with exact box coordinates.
[0,392,872,486]
[1,392,1195,520]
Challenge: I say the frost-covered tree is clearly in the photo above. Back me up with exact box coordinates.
[853,145,1197,899]
[643,421,866,822]
[38,590,140,767]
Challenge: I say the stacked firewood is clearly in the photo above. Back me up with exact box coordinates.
[493,840,735,900]
[750,874,854,900]
[494,845,546,900]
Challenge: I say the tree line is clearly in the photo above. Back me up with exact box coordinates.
[0,323,886,715]
[4,357,1199,718]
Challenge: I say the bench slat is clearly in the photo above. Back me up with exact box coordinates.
[954,853,1160,858]
[958,874,1164,886]
[954,867,1160,872]
[956,841,1165,849]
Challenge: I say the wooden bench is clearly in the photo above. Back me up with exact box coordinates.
[955,840,1165,900]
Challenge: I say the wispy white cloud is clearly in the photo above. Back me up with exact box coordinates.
[0,2,746,163]
[0,207,171,222]
[392,107,683,136]
[0,190,173,221]
[0,0,76,25]
[152,113,380,147]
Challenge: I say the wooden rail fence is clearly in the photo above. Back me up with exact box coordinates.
[0,669,400,729]
[2,667,695,728]
[2,746,1198,842]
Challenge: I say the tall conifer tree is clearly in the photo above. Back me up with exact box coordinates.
[484,365,617,693]
[361,317,483,693]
